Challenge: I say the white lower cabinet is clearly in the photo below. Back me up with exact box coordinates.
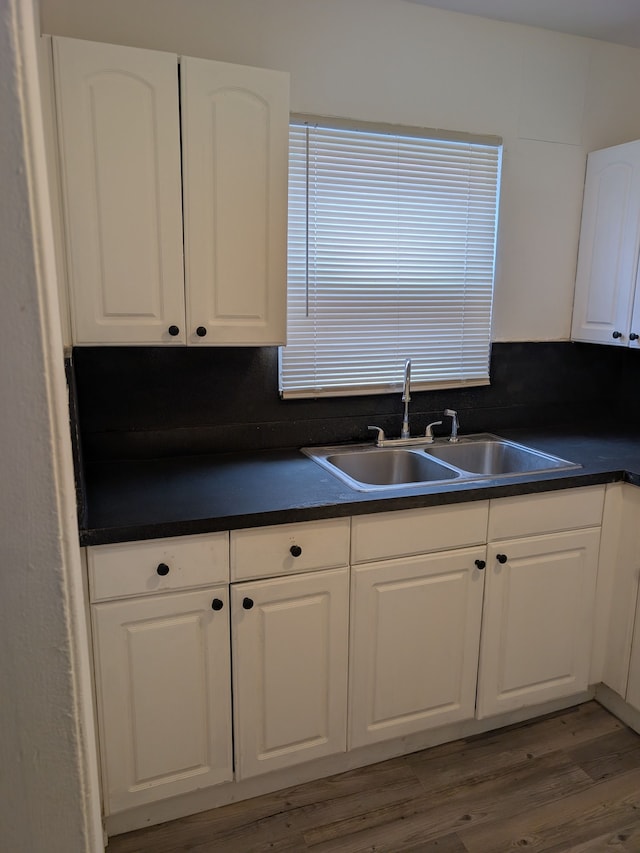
[88,532,232,814]
[92,585,233,813]
[90,487,611,826]
[231,567,349,779]
[597,483,640,709]
[349,546,486,748]
[478,487,604,719]
[626,603,640,711]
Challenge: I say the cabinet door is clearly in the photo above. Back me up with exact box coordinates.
[571,140,640,347]
[181,57,289,345]
[92,586,232,813]
[232,568,348,779]
[629,253,640,349]
[626,594,640,711]
[349,548,486,748]
[478,529,600,718]
[53,37,185,344]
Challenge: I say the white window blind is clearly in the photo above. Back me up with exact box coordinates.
[279,117,502,399]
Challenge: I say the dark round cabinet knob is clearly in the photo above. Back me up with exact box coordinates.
[631,333,639,341]
[156,562,170,576]
[196,326,207,337]
[211,598,224,611]
[475,559,486,570]
[242,597,254,610]
[290,545,302,558]
[496,554,508,564]
[168,325,180,337]
[612,331,623,339]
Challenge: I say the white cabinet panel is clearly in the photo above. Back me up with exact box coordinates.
[88,532,229,601]
[349,547,485,748]
[232,568,348,779]
[478,529,600,718]
[181,57,289,345]
[572,139,640,347]
[230,517,350,581]
[53,39,289,346]
[488,487,604,541]
[625,594,640,711]
[92,586,232,813]
[351,502,489,564]
[53,37,185,344]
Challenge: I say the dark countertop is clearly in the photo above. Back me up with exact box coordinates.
[80,426,640,546]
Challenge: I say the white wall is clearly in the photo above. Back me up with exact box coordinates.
[39,0,640,340]
[0,0,102,849]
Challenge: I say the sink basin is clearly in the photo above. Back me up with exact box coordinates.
[302,433,580,491]
[326,449,461,488]
[424,436,580,477]
[304,447,461,491]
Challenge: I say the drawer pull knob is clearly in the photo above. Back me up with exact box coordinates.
[612,330,622,339]
[475,559,486,570]
[631,333,639,341]
[168,325,180,337]
[196,326,207,337]
[211,598,224,611]
[242,597,254,610]
[496,554,508,564]
[290,545,302,558]
[156,562,170,576]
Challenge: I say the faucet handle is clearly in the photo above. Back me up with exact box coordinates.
[424,420,442,442]
[367,425,386,446]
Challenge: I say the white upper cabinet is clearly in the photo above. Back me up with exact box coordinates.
[571,139,640,348]
[52,37,289,346]
[53,37,186,344]
[181,58,289,345]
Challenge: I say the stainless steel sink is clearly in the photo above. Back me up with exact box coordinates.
[327,449,462,489]
[302,433,580,491]
[303,446,462,491]
[424,436,580,477]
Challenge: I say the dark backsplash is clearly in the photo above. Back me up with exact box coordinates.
[71,341,633,462]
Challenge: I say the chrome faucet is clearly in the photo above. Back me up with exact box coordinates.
[368,359,445,447]
[401,359,411,439]
[444,409,459,443]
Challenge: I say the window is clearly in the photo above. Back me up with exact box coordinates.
[279,116,502,399]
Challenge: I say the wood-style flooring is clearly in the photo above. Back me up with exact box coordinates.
[107,701,640,853]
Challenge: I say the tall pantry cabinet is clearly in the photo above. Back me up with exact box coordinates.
[51,37,289,346]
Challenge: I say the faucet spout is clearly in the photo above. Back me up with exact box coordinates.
[401,359,412,439]
[444,408,459,443]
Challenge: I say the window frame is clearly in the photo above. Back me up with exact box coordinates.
[279,115,503,400]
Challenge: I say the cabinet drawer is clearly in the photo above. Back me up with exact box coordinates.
[230,518,350,581]
[488,486,605,541]
[88,533,230,602]
[351,502,489,564]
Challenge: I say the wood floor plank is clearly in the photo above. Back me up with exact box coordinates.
[107,758,424,852]
[400,838,468,853]
[106,703,640,853]
[188,832,309,853]
[566,726,640,782]
[458,766,640,853]
[304,752,590,851]
[407,702,624,778]
[540,822,640,852]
